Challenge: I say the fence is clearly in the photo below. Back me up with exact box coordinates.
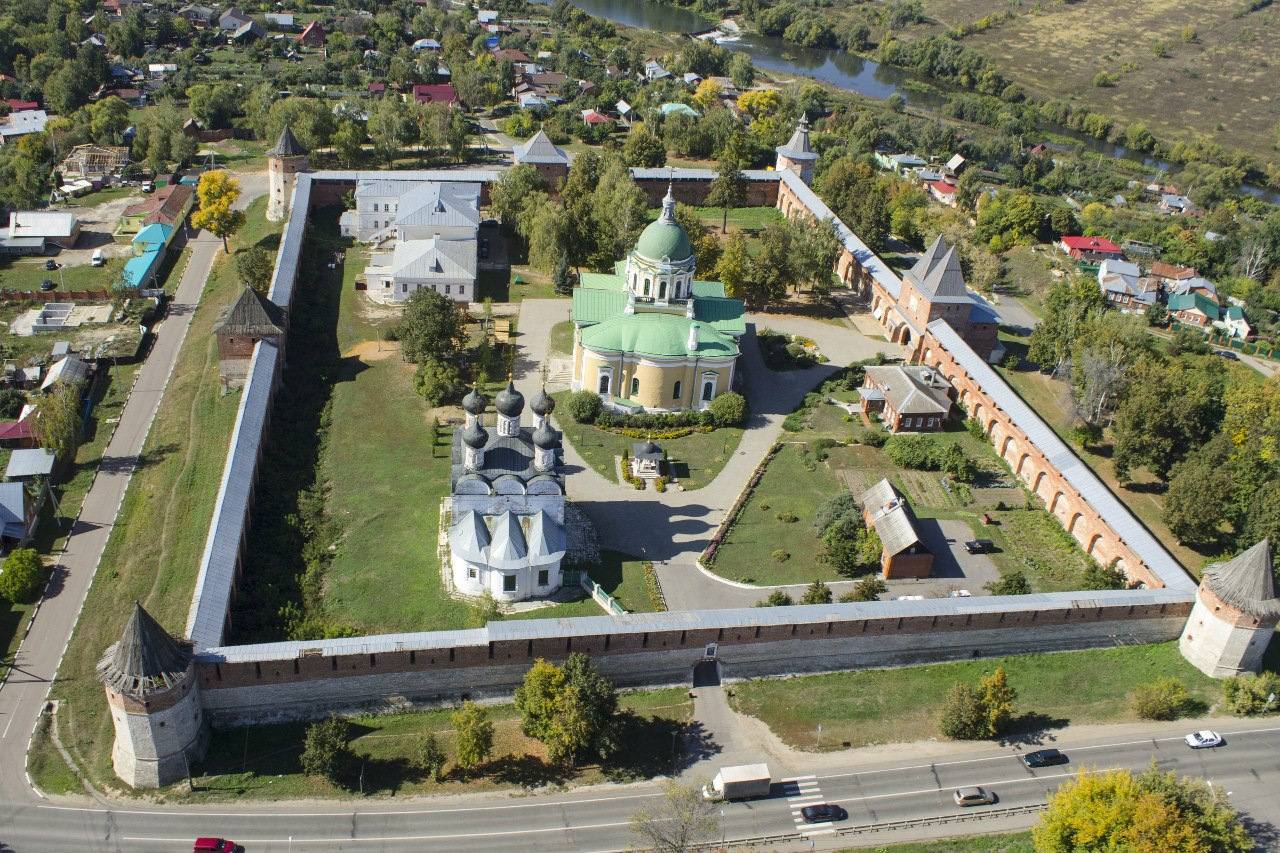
[1169,319,1277,360]
[1,289,110,302]
[580,572,627,615]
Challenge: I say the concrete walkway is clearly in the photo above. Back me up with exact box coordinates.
[513,299,902,610]
[0,175,266,806]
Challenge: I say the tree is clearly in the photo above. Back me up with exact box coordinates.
[985,571,1032,595]
[1163,448,1234,544]
[1111,357,1223,481]
[396,289,466,363]
[191,170,246,252]
[186,82,241,129]
[692,79,723,110]
[1027,276,1105,375]
[623,129,667,167]
[800,579,832,604]
[559,652,622,762]
[715,233,750,300]
[1131,676,1191,721]
[673,203,721,273]
[707,391,746,427]
[1033,767,1252,853]
[514,658,568,747]
[414,732,448,782]
[414,359,464,406]
[1244,481,1280,546]
[367,95,411,167]
[565,389,603,423]
[1069,313,1151,427]
[756,590,795,607]
[234,246,275,293]
[1082,561,1129,590]
[451,701,495,775]
[1221,671,1280,716]
[629,780,720,853]
[788,216,841,293]
[749,224,793,305]
[31,381,84,460]
[0,548,45,603]
[884,434,940,469]
[816,157,890,251]
[938,444,976,483]
[0,388,26,420]
[551,252,576,296]
[331,119,366,169]
[978,668,1016,735]
[728,52,755,90]
[938,683,989,740]
[840,576,887,602]
[705,156,747,233]
[89,96,130,144]
[301,716,354,784]
[489,165,547,231]
[465,590,505,629]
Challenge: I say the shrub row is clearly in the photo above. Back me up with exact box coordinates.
[642,561,668,612]
[702,442,782,566]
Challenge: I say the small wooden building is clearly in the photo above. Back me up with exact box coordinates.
[213,287,284,391]
[861,478,933,579]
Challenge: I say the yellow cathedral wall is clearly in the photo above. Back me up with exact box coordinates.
[574,340,735,410]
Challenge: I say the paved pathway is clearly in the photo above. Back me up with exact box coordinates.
[513,300,903,610]
[0,175,266,806]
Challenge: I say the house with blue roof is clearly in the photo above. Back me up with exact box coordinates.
[120,222,175,289]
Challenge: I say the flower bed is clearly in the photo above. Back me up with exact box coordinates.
[701,442,782,567]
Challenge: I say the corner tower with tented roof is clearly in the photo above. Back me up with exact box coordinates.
[775,115,817,185]
[266,124,309,222]
[1180,540,1280,678]
[98,603,208,788]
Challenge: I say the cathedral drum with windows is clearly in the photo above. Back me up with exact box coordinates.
[569,186,745,412]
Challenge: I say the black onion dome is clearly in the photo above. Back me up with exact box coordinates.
[494,379,525,417]
[531,386,555,417]
[462,385,487,415]
[462,421,489,448]
[533,421,560,449]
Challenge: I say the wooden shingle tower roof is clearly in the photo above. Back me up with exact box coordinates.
[213,286,285,337]
[1204,540,1280,620]
[266,124,308,158]
[97,602,194,696]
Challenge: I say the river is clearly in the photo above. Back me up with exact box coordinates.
[569,0,1280,204]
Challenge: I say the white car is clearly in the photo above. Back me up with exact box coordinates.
[1184,730,1223,749]
[949,590,972,598]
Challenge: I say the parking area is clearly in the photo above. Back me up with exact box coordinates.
[883,517,1003,600]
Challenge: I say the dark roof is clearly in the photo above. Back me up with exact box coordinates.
[494,379,525,417]
[213,287,285,336]
[531,387,555,416]
[97,603,194,696]
[1204,540,1280,619]
[266,124,308,158]
[451,426,563,488]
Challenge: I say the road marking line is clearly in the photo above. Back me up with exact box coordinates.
[780,774,816,781]
[122,820,634,844]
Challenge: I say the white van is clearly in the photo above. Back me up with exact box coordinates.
[91,249,104,267]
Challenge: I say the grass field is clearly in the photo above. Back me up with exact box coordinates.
[108,686,691,801]
[32,198,282,793]
[730,642,1221,750]
[841,833,1034,853]
[0,254,125,294]
[918,0,1280,160]
[550,319,574,356]
[552,392,745,490]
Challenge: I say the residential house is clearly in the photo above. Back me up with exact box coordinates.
[659,102,697,118]
[120,223,176,289]
[516,92,548,110]
[412,37,441,51]
[682,72,702,86]
[1160,193,1197,215]
[874,151,927,175]
[581,109,611,126]
[945,153,967,175]
[298,20,326,47]
[492,48,530,64]
[477,9,499,24]
[1149,261,1195,284]
[177,5,217,27]
[147,63,178,78]
[116,184,195,236]
[643,59,671,81]
[1216,305,1251,340]
[82,33,107,48]
[264,12,294,30]
[1167,292,1218,327]
[615,99,635,125]
[0,110,49,145]
[0,420,35,449]
[4,448,55,482]
[1172,276,1218,303]
[5,212,80,250]
[232,20,267,42]
[40,355,91,392]
[861,365,953,432]
[102,0,131,16]
[411,83,459,106]
[1098,258,1141,282]
[925,179,957,207]
[1100,272,1158,310]
[512,129,569,184]
[218,7,252,29]
[0,481,36,553]
[2,99,39,112]
[861,478,933,580]
[61,144,130,180]
[706,76,740,98]
[1058,235,1124,263]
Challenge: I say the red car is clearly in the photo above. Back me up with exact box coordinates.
[193,839,241,853]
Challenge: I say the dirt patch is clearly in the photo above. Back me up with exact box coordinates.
[343,339,401,361]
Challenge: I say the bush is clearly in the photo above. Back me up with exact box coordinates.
[813,491,859,534]
[771,549,790,561]
[301,715,355,785]
[0,548,45,603]
[413,358,463,407]
[840,576,887,602]
[800,579,832,604]
[964,417,986,440]
[781,410,808,432]
[854,428,887,447]
[708,391,747,427]
[1222,672,1280,716]
[565,390,603,424]
[1130,676,1191,721]
[1082,562,1128,590]
[938,444,977,483]
[756,590,794,607]
[775,511,798,523]
[414,732,447,782]
[883,434,940,470]
[0,388,26,420]
[985,570,1031,596]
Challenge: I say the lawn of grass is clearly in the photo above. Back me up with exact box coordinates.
[709,443,842,585]
[841,832,1034,853]
[33,197,282,794]
[140,687,692,802]
[549,319,574,356]
[0,254,125,294]
[552,392,745,490]
[730,642,1221,750]
[476,267,559,302]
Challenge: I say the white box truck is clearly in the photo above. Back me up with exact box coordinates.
[702,764,771,801]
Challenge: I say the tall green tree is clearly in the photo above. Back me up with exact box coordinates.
[1111,357,1224,480]
[331,119,366,169]
[749,223,793,305]
[715,232,750,300]
[396,288,466,363]
[622,128,666,168]
[788,215,841,293]
[816,157,890,251]
[32,380,84,460]
[300,716,355,785]
[367,96,411,167]
[1027,276,1105,376]
[451,701,495,775]
[489,165,547,231]
[705,156,746,233]
[89,96,130,144]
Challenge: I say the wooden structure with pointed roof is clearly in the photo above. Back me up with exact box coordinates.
[215,286,285,391]
[99,603,208,787]
[1180,540,1280,678]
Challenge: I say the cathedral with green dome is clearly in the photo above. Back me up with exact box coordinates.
[570,186,745,411]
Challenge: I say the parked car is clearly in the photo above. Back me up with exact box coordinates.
[954,786,996,807]
[799,803,847,823]
[91,249,104,267]
[40,279,56,291]
[1185,730,1223,749]
[142,180,155,193]
[1024,748,1067,767]
[948,589,972,598]
[193,839,242,853]
[43,258,58,270]
[964,539,994,554]
[1215,350,1239,361]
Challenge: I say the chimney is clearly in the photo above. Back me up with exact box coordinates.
[686,322,700,352]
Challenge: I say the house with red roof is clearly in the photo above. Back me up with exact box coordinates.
[1059,235,1124,262]
[298,20,325,48]
[3,99,39,112]
[580,109,611,126]
[926,179,957,208]
[411,84,459,107]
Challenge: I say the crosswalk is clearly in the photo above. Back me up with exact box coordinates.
[780,773,837,837]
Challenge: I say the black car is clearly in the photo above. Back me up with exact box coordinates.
[43,259,58,271]
[1024,748,1067,767]
[40,279,57,291]
[799,803,847,823]
[964,539,994,554]
[1215,350,1239,361]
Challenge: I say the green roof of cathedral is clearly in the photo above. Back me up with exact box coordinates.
[581,313,738,359]
[635,217,693,262]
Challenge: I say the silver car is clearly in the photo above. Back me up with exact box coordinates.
[954,786,995,807]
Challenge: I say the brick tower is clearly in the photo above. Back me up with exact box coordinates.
[775,115,817,185]
[266,124,309,222]
[213,286,284,391]
[1180,540,1280,678]
[98,603,208,788]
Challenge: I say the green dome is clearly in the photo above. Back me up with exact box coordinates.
[634,217,693,263]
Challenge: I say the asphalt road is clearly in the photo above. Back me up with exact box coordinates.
[1,720,1276,851]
